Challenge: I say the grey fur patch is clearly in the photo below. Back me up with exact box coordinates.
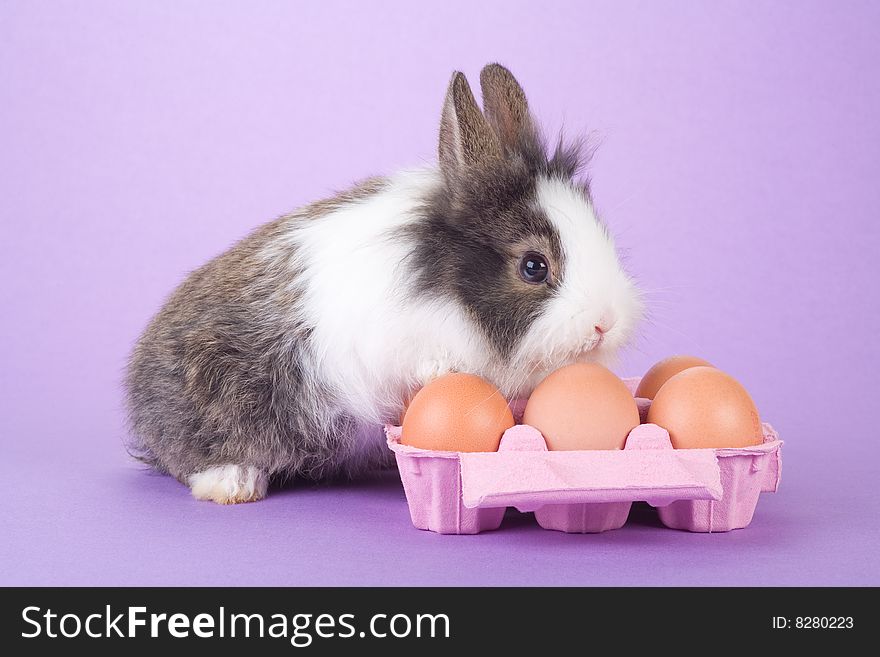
[404,163,563,360]
[404,65,583,360]
[125,180,390,484]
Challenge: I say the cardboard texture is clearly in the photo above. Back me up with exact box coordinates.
[386,377,782,534]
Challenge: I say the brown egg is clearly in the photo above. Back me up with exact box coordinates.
[635,355,714,399]
[523,363,640,450]
[647,366,763,449]
[401,373,514,452]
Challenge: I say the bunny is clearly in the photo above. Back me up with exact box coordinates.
[126,64,644,504]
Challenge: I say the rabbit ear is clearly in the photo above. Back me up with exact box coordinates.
[439,72,501,176]
[479,63,534,150]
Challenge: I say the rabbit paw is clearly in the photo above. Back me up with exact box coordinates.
[187,465,268,504]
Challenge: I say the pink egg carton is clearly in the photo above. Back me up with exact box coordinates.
[385,377,782,534]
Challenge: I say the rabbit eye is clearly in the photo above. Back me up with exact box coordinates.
[518,252,550,284]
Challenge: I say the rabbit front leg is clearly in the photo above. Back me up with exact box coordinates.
[187,465,268,505]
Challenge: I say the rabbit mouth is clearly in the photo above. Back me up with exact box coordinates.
[573,333,605,359]
[584,334,604,351]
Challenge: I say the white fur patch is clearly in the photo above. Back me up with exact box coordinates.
[516,176,643,369]
[285,169,495,424]
[188,465,268,505]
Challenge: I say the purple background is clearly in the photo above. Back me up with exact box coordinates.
[2,1,879,586]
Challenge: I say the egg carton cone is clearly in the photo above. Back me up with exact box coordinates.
[385,377,782,535]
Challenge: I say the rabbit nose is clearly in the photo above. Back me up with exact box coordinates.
[594,315,617,335]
